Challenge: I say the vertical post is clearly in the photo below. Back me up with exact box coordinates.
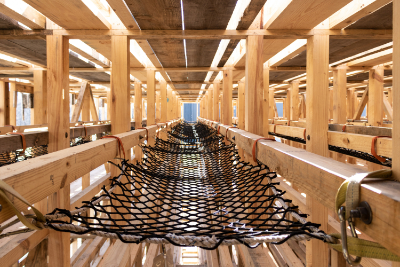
[290,81,299,121]
[368,66,384,126]
[333,68,347,124]
[156,91,161,123]
[269,88,275,121]
[238,82,245,130]
[81,84,91,122]
[167,87,173,121]
[306,33,330,267]
[204,92,209,119]
[329,89,333,121]
[134,82,142,129]
[47,34,70,267]
[263,69,269,137]
[147,70,156,125]
[160,80,167,122]
[245,35,263,135]
[208,88,213,121]
[393,0,400,181]
[34,70,47,125]
[9,82,16,126]
[222,69,232,125]
[284,91,290,120]
[346,88,355,120]
[213,81,219,121]
[0,81,9,126]
[107,90,111,120]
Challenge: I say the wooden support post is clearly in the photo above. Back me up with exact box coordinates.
[393,0,400,181]
[213,81,219,121]
[353,86,368,121]
[208,88,213,121]
[134,82,142,129]
[46,34,70,267]
[204,92,209,120]
[89,88,99,122]
[107,90,111,120]
[329,89,333,121]
[284,92,290,120]
[368,66,384,126]
[147,70,156,125]
[0,81,9,126]
[9,82,16,126]
[82,84,91,122]
[306,33,330,267]
[269,89,275,121]
[167,87,173,121]
[245,35,263,135]
[156,91,161,123]
[238,82,245,130]
[333,68,347,124]
[387,88,393,106]
[160,80,167,123]
[222,69,232,125]
[33,70,47,125]
[263,69,269,136]
[346,88,355,120]
[290,81,299,121]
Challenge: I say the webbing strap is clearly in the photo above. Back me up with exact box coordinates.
[342,124,346,132]
[0,180,45,231]
[137,127,149,142]
[252,138,275,162]
[101,135,126,160]
[371,136,391,163]
[225,126,235,141]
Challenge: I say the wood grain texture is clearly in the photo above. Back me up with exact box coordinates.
[368,67,384,126]
[213,82,220,122]
[0,81,9,126]
[33,70,47,125]
[222,69,233,125]
[332,69,347,124]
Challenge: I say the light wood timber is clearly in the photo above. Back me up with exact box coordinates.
[73,237,107,267]
[284,94,290,120]
[236,244,277,267]
[156,91,161,123]
[167,87,174,121]
[0,81,9,126]
[218,246,234,267]
[353,85,369,120]
[213,81,220,121]
[134,82,142,129]
[305,32,330,267]
[393,0,400,181]
[290,81,299,121]
[33,70,47,125]
[89,88,99,122]
[0,0,46,29]
[143,244,159,267]
[70,239,93,266]
[329,89,334,121]
[147,70,156,125]
[71,82,89,123]
[333,69,347,124]
[346,88,355,120]
[383,92,393,121]
[98,240,133,267]
[368,67,384,126]
[160,80,167,123]
[269,89,275,123]
[208,87,213,121]
[9,82,16,126]
[238,82,245,130]
[222,69,233,125]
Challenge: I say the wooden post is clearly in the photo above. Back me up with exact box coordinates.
[156,91,161,123]
[222,69,232,125]
[167,87,173,121]
[33,70,47,125]
[47,34,70,267]
[333,68,347,124]
[368,66,384,126]
[393,0,400,181]
[290,81,299,121]
[387,88,393,106]
[107,90,111,120]
[9,82,16,126]
[0,81,9,126]
[329,89,333,121]
[134,82,142,129]
[346,88,355,120]
[306,33,330,267]
[284,92,290,120]
[269,89,275,121]
[160,80,167,122]
[263,69,269,136]
[238,82,245,130]
[204,92,209,120]
[213,81,219,121]
[245,35,263,135]
[147,70,156,125]
[82,84,91,122]
[208,88,213,121]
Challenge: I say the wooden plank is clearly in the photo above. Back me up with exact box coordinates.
[236,245,276,267]
[9,82,16,125]
[71,82,89,123]
[147,70,156,125]
[82,84,91,122]
[206,250,219,267]
[208,87,213,121]
[71,239,93,266]
[245,35,263,136]
[218,246,233,267]
[353,85,369,120]
[238,82,245,130]
[135,82,142,129]
[143,244,159,267]
[346,88,355,120]
[289,81,299,121]
[167,87,174,121]
[98,240,131,267]
[73,237,107,267]
[383,92,393,121]
[222,70,232,125]
[0,81,9,126]
[33,70,47,125]
[393,0,400,181]
[160,80,167,123]
[0,0,46,29]
[89,86,99,122]
[156,91,161,123]
[333,68,347,124]
[213,81,220,122]
[368,67,384,126]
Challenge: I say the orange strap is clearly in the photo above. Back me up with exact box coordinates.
[273,124,277,134]
[252,138,275,162]
[371,136,391,163]
[303,129,307,140]
[217,125,222,135]
[5,125,15,131]
[7,132,26,154]
[101,135,126,160]
[342,124,346,132]
[225,126,236,141]
[137,127,149,142]
[81,125,87,138]
[287,121,290,126]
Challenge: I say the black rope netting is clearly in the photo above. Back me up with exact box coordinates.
[45,121,328,249]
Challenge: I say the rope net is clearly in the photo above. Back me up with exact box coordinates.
[43,122,331,249]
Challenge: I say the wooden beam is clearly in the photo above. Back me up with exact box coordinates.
[143,244,159,267]
[89,87,99,121]
[333,68,347,124]
[218,246,234,267]
[0,0,46,29]
[383,92,393,121]
[33,70,47,125]
[290,81,299,121]
[392,0,400,181]
[134,82,142,129]
[71,82,89,123]
[99,240,133,267]
[0,29,392,39]
[73,237,107,267]
[368,67,384,126]
[0,81,9,126]
[156,91,161,123]
[213,81,220,122]
[353,85,369,120]
[159,80,167,123]
[167,87,173,121]
[245,35,263,136]
[147,70,156,125]
[222,69,232,125]
[306,32,330,267]
[208,87,213,121]
[346,88,355,120]
[9,82,16,125]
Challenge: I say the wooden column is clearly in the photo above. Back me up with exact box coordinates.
[156,91,161,123]
[333,68,347,124]
[222,69,232,125]
[81,84,91,122]
[33,70,47,124]
[0,81,9,126]
[47,34,70,267]
[269,89,275,121]
[208,88,213,121]
[263,69,269,137]
[167,87,173,120]
[238,82,245,130]
[368,66,384,126]
[147,70,156,125]
[329,89,333,121]
[393,0,400,181]
[306,33,329,267]
[9,82,16,126]
[160,80,167,122]
[134,82,142,129]
[346,88,355,120]
[290,81,299,121]
[107,90,111,120]
[245,35,263,135]
[284,92,290,120]
[204,92,208,119]
[213,81,219,121]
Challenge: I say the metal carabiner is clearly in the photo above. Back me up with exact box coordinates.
[338,206,362,266]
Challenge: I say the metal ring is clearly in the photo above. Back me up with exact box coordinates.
[338,207,362,265]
